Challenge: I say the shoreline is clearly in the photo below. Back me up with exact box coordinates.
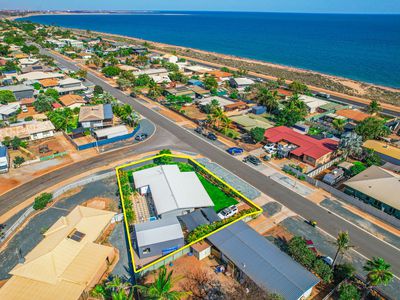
[10,13,400,106]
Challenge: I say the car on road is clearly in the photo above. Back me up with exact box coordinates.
[135,133,148,141]
[243,155,262,166]
[195,126,205,135]
[218,205,239,220]
[207,132,218,141]
[130,92,137,98]
[227,147,244,156]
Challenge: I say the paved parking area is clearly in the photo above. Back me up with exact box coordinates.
[109,222,132,280]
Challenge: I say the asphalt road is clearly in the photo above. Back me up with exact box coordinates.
[3,48,399,275]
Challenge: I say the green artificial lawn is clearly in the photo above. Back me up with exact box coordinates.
[197,174,238,212]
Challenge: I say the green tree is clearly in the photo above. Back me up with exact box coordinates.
[11,136,22,150]
[288,81,309,94]
[332,118,346,132]
[277,77,286,86]
[334,263,356,282]
[106,276,130,294]
[76,69,87,79]
[162,62,179,72]
[116,77,131,91]
[363,257,394,288]
[13,156,25,168]
[0,44,10,56]
[135,266,191,300]
[250,127,266,143]
[203,76,218,90]
[134,74,152,87]
[313,259,333,283]
[355,117,390,141]
[333,231,353,266]
[34,95,54,112]
[338,283,360,300]
[276,96,308,126]
[367,100,381,115]
[21,44,39,54]
[33,192,53,210]
[363,149,382,167]
[90,284,106,300]
[0,90,16,104]
[44,88,59,100]
[102,65,121,77]
[287,236,316,269]
[94,85,104,95]
[154,149,173,165]
[257,87,279,112]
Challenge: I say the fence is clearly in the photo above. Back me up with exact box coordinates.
[306,156,343,178]
[0,171,116,245]
[40,151,68,161]
[284,165,400,229]
[66,124,141,151]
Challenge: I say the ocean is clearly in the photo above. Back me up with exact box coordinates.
[19,12,400,88]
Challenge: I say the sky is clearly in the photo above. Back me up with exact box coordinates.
[1,0,400,14]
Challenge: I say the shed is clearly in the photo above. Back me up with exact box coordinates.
[134,217,184,258]
[251,106,266,115]
[93,125,129,140]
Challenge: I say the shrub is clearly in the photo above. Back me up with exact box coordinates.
[287,236,316,269]
[250,127,266,143]
[338,283,360,300]
[33,192,53,210]
[313,259,333,283]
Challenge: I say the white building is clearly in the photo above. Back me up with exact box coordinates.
[299,95,329,114]
[133,165,214,218]
[0,121,55,141]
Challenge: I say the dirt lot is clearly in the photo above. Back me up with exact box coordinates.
[17,107,37,119]
[183,105,207,120]
[71,134,96,146]
[29,135,74,158]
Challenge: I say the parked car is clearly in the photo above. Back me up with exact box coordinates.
[263,143,277,154]
[130,92,137,98]
[227,147,244,156]
[135,133,148,141]
[320,256,334,266]
[243,155,262,166]
[207,132,218,141]
[217,205,239,220]
[195,126,205,135]
[261,154,271,161]
[21,105,28,113]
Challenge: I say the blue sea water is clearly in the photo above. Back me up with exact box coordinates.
[20,12,400,88]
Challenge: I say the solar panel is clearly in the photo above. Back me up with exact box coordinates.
[69,230,86,242]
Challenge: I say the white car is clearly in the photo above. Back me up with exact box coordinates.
[263,143,276,153]
[21,105,28,113]
[217,205,239,220]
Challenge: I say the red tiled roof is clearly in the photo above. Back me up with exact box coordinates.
[264,126,338,160]
[276,89,293,97]
[52,103,62,109]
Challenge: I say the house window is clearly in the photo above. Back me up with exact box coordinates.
[143,248,151,254]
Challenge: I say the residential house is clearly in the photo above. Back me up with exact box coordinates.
[78,104,113,129]
[229,77,255,91]
[39,78,59,89]
[206,70,233,82]
[133,165,214,219]
[183,65,213,75]
[15,71,64,82]
[231,114,274,132]
[190,85,211,99]
[165,86,196,99]
[0,102,20,121]
[46,39,66,49]
[0,206,116,300]
[197,96,235,111]
[59,94,86,109]
[335,109,370,123]
[132,68,169,77]
[207,221,320,300]
[21,64,53,74]
[264,126,338,166]
[363,139,400,166]
[0,144,9,173]
[344,165,400,219]
[0,120,55,141]
[134,217,184,259]
[0,84,34,100]
[150,74,171,84]
[59,39,84,49]
[18,58,39,68]
[20,98,35,107]
[299,95,329,114]
[55,78,87,95]
[162,54,178,64]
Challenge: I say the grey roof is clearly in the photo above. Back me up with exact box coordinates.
[0,146,7,158]
[103,104,113,120]
[134,217,183,248]
[0,84,34,92]
[178,210,210,231]
[201,207,220,223]
[207,221,320,300]
[133,165,214,216]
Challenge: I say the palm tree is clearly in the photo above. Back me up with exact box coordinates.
[367,100,381,115]
[111,289,134,300]
[221,116,232,133]
[332,118,346,132]
[363,257,393,288]
[106,276,130,294]
[212,107,226,129]
[257,87,279,112]
[332,231,353,266]
[135,266,191,300]
[90,284,106,300]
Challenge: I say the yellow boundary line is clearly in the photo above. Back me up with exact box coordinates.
[116,154,263,273]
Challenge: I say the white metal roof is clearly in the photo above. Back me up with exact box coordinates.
[94,125,128,138]
[0,103,20,115]
[132,165,214,215]
[135,217,183,247]
[16,72,64,81]
[299,95,329,110]
[198,96,234,108]
[232,77,255,86]
[132,68,168,76]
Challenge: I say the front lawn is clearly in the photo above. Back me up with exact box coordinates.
[197,174,238,212]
